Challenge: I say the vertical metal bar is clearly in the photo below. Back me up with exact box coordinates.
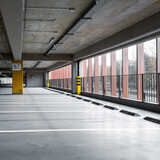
[102,76,104,96]
[119,75,121,98]
[142,74,144,102]
[151,73,153,101]
[149,74,150,101]
[91,77,93,93]
[158,73,160,104]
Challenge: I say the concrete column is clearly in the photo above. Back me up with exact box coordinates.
[72,61,78,94]
[12,60,23,94]
[137,43,144,100]
[88,58,92,92]
[44,72,49,87]
[94,56,99,93]
[83,60,87,92]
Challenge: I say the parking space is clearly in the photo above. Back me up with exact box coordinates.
[0,88,160,160]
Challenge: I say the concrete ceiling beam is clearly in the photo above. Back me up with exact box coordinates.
[46,62,70,72]
[73,12,160,61]
[0,54,13,61]
[0,0,24,60]
[22,54,73,62]
[24,68,46,72]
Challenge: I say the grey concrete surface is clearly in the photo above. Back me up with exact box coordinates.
[0,87,160,160]
[26,72,44,87]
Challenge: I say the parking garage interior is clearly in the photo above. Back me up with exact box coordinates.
[0,0,160,159]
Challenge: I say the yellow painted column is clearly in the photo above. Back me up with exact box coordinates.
[77,76,81,95]
[12,60,23,94]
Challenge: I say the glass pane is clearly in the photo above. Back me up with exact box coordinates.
[116,49,122,96]
[106,53,111,96]
[128,45,137,100]
[143,39,157,102]
[144,39,156,73]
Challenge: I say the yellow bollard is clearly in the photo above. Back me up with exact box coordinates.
[77,76,81,95]
[47,79,49,88]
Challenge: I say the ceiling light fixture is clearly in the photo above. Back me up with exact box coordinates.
[49,19,57,24]
[69,8,75,12]
[49,37,54,44]
[32,61,41,69]
[95,0,99,4]
[26,7,76,12]
[26,19,57,23]
[23,30,58,33]
[53,31,58,34]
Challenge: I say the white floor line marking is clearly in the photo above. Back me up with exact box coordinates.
[0,111,92,113]
[0,128,160,134]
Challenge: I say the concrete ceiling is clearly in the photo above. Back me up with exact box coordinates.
[36,61,57,68]
[23,0,93,54]
[0,61,12,69]
[0,12,11,54]
[0,0,160,70]
[23,60,57,68]
[52,0,160,54]
[23,61,37,68]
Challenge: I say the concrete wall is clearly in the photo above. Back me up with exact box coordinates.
[26,72,44,87]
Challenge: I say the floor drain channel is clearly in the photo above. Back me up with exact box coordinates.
[119,110,140,117]
[104,105,119,110]
[92,101,103,106]
[144,116,160,124]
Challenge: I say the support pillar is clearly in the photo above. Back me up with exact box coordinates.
[88,58,92,92]
[137,43,144,100]
[83,60,87,92]
[72,61,78,94]
[12,60,23,94]
[94,56,99,94]
[44,72,49,87]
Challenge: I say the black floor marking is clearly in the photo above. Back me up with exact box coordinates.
[144,116,160,124]
[59,92,65,94]
[70,95,76,97]
[83,99,92,102]
[119,110,140,117]
[104,105,119,110]
[92,101,103,106]
[76,97,83,100]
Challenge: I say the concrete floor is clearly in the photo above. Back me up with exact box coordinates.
[0,88,160,160]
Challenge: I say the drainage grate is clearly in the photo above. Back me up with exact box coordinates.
[92,101,103,106]
[144,116,160,124]
[83,99,92,102]
[104,105,119,110]
[119,110,140,117]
